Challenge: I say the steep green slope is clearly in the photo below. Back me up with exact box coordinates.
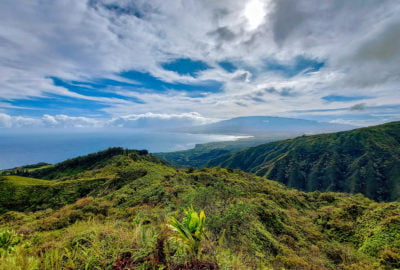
[209,121,400,202]
[156,136,286,168]
[0,150,399,269]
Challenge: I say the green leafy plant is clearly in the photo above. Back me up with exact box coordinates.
[0,229,21,255]
[168,207,206,258]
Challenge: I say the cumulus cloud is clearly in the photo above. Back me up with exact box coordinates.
[0,113,12,128]
[108,112,217,130]
[0,113,102,128]
[0,0,399,124]
[0,112,216,130]
[0,113,42,128]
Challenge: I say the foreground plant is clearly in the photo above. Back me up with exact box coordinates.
[168,207,206,259]
[0,230,21,256]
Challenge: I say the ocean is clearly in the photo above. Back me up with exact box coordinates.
[0,129,241,169]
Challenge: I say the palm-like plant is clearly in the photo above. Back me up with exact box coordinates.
[168,207,206,258]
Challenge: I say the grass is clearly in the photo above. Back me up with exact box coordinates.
[0,176,52,186]
[0,150,399,269]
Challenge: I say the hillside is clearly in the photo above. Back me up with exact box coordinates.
[0,150,399,269]
[1,147,163,179]
[181,116,354,136]
[155,136,286,168]
[208,121,400,202]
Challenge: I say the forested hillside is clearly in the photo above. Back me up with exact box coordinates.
[209,121,400,202]
[155,136,285,168]
[0,150,399,269]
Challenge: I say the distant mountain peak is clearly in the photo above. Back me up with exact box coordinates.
[184,116,355,136]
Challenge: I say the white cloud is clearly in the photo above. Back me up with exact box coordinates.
[0,113,42,128]
[108,112,217,130]
[0,113,12,128]
[0,0,399,123]
[0,112,216,129]
[0,113,102,128]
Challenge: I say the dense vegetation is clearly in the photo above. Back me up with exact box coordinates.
[0,149,399,269]
[164,122,400,202]
[155,136,285,168]
[1,148,162,180]
[0,163,51,177]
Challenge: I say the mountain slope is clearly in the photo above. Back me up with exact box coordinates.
[209,121,400,202]
[0,175,107,212]
[184,116,354,136]
[0,149,400,269]
[155,136,285,168]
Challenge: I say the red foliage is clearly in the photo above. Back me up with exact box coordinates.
[112,252,135,270]
[171,259,219,270]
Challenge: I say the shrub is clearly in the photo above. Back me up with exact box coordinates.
[169,207,206,259]
[0,229,21,255]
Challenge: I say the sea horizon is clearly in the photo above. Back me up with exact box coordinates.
[0,128,245,169]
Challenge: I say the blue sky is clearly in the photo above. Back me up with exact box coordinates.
[0,0,399,128]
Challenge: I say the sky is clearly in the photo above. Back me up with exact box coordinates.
[0,0,399,129]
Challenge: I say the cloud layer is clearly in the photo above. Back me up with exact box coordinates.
[0,0,399,127]
[0,112,215,130]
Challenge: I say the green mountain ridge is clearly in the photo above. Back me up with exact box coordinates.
[155,136,287,168]
[0,149,399,269]
[162,121,400,202]
[0,148,162,180]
